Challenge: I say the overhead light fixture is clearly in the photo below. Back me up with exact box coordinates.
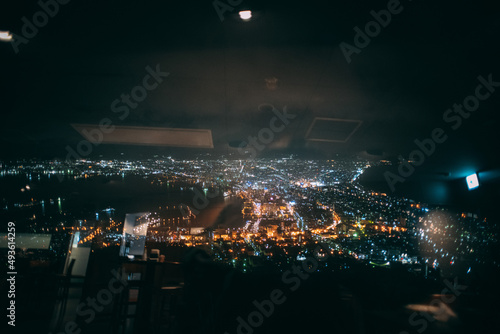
[466,173,479,190]
[71,124,214,149]
[0,30,13,42]
[239,10,252,20]
[305,117,363,143]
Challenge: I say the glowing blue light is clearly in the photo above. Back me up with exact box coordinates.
[466,173,479,190]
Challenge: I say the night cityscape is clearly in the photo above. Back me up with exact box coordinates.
[2,1,500,334]
[1,156,499,333]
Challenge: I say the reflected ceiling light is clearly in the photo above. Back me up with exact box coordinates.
[239,10,252,20]
[71,124,214,148]
[0,30,13,42]
[466,173,479,190]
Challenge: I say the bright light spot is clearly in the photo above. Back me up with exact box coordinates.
[239,10,252,20]
[466,173,479,190]
[0,31,13,42]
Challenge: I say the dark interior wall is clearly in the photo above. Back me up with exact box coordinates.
[360,165,499,218]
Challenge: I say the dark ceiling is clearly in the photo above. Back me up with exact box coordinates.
[1,0,500,207]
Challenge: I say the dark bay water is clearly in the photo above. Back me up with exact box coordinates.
[0,173,238,228]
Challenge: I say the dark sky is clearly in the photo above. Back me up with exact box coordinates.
[1,0,499,174]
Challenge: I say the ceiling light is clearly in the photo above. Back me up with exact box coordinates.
[239,10,252,20]
[0,31,13,42]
